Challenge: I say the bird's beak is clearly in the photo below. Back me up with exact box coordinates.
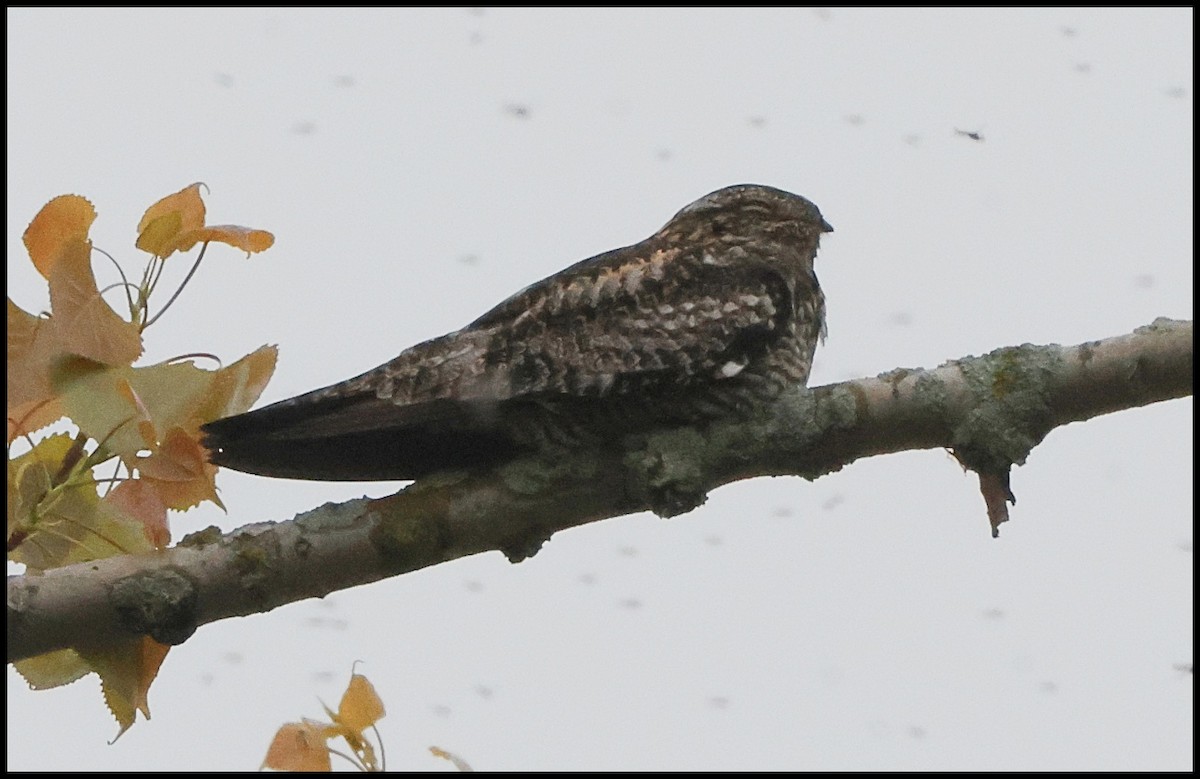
[820,218,834,233]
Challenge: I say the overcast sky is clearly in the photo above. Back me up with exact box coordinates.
[7,7,1192,771]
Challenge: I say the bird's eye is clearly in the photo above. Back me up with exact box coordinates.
[710,219,725,236]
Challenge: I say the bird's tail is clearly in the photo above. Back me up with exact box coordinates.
[200,389,523,481]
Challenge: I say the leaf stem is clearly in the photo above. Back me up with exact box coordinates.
[143,242,209,330]
[93,246,137,320]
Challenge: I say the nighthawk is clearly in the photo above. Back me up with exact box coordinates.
[201,184,833,481]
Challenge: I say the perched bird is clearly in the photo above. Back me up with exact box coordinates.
[201,184,832,481]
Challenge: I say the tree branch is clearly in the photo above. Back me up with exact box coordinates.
[7,318,1192,663]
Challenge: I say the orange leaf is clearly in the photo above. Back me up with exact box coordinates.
[115,378,158,450]
[135,183,274,260]
[47,239,142,366]
[136,183,206,258]
[137,427,221,512]
[171,225,275,257]
[22,195,97,279]
[263,720,334,772]
[7,298,65,442]
[105,480,170,549]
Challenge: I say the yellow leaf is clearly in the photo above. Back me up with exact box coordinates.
[55,352,274,513]
[9,454,152,571]
[337,673,386,733]
[265,671,388,772]
[78,637,170,740]
[199,345,278,422]
[318,671,386,771]
[8,433,73,560]
[22,195,97,279]
[263,720,334,772]
[13,648,91,690]
[15,638,169,739]
[6,449,18,550]
[115,377,158,450]
[57,361,214,464]
[14,637,169,742]
[136,184,206,259]
[47,239,142,366]
[134,212,184,258]
[8,433,154,570]
[430,746,474,772]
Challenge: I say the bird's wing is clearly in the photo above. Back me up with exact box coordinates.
[399,244,800,401]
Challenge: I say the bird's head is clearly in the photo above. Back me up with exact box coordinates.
[659,184,833,272]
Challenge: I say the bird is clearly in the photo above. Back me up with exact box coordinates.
[200,184,833,481]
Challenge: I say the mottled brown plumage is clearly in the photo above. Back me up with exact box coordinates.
[201,184,832,480]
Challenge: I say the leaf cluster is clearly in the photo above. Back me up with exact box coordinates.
[262,672,388,772]
[7,184,276,736]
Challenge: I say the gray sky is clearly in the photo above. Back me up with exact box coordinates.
[6,7,1192,771]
